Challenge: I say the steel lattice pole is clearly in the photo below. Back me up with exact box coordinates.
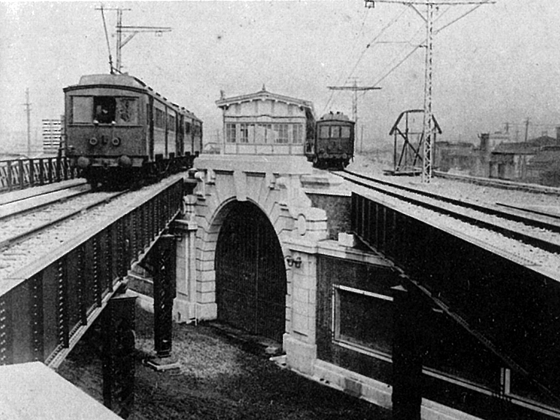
[422,1,434,183]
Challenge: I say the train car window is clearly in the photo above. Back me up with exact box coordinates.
[331,126,341,138]
[341,126,351,138]
[319,125,329,138]
[94,97,116,124]
[72,96,93,124]
[155,108,164,129]
[185,122,191,134]
[115,98,138,125]
[168,114,176,132]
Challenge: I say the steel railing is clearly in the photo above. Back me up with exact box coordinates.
[0,157,77,193]
[0,176,184,368]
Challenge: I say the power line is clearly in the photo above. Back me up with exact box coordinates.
[323,8,407,115]
[23,88,32,156]
[95,6,171,73]
[328,80,382,152]
[365,0,494,183]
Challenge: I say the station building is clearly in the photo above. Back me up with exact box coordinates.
[215,86,315,156]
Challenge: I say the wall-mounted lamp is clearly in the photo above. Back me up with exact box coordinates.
[285,255,302,268]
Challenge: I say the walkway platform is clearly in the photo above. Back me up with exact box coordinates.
[0,362,121,419]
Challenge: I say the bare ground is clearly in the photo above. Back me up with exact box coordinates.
[58,306,391,420]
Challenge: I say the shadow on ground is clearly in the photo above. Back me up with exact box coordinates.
[58,307,391,420]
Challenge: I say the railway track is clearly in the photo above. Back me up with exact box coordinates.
[0,183,91,221]
[0,189,129,251]
[336,169,560,256]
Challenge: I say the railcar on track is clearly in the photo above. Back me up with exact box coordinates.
[63,74,202,186]
[305,111,355,169]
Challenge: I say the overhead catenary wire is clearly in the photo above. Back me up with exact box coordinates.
[99,6,114,73]
[322,7,408,115]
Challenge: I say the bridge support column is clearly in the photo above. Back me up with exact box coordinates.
[172,195,200,324]
[391,284,425,420]
[101,293,137,419]
[147,234,180,371]
[283,207,328,377]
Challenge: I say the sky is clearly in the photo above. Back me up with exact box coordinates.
[1,0,559,152]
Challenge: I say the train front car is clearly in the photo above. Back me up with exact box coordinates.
[314,112,355,169]
[64,74,201,187]
[64,74,150,186]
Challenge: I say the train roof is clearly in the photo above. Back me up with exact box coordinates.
[64,73,201,121]
[319,112,353,122]
[77,74,147,89]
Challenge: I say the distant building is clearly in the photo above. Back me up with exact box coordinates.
[42,118,62,155]
[215,86,315,156]
[489,135,558,181]
[435,141,476,174]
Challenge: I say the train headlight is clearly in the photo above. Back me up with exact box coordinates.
[112,137,121,147]
[118,155,132,168]
[77,156,90,169]
[89,137,98,146]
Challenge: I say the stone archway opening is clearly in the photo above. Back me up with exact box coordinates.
[215,201,287,344]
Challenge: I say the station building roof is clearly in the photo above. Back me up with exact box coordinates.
[215,86,314,111]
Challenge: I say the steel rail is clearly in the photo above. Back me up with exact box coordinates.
[342,169,560,234]
[0,190,130,250]
[337,170,560,255]
[435,170,560,196]
[0,186,91,222]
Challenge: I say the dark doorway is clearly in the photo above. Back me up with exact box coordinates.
[215,201,286,343]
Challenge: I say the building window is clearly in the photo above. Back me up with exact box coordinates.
[292,124,303,143]
[333,285,393,357]
[240,123,249,143]
[226,123,236,143]
[274,124,288,144]
[263,124,272,143]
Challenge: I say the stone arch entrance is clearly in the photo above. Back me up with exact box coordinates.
[215,201,286,343]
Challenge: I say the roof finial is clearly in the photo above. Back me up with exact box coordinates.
[261,84,267,92]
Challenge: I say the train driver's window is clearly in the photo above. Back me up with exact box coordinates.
[320,126,329,138]
[331,126,341,138]
[72,96,93,124]
[94,97,116,124]
[115,98,138,125]
[341,126,351,138]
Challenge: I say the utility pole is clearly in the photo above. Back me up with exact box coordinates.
[524,118,530,143]
[96,6,171,73]
[327,80,381,153]
[364,0,493,183]
[24,88,32,156]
